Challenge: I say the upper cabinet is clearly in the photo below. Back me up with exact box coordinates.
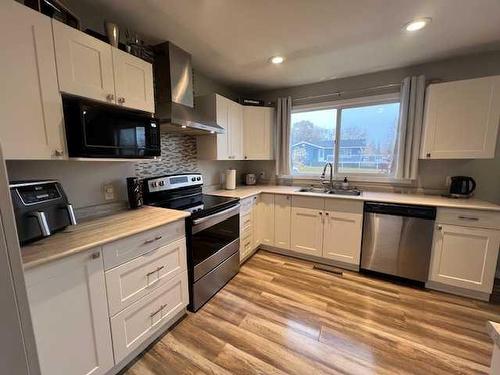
[53,20,154,113]
[420,76,500,159]
[112,48,155,113]
[197,95,274,160]
[197,94,244,160]
[0,2,66,159]
[243,106,275,160]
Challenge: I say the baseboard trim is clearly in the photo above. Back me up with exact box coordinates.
[259,245,360,272]
[108,308,187,375]
[425,281,490,302]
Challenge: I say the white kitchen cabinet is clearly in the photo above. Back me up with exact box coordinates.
[53,20,115,105]
[25,249,114,375]
[110,271,188,364]
[197,94,244,160]
[290,197,324,257]
[323,200,363,266]
[112,48,155,112]
[420,76,500,159]
[274,194,292,249]
[258,193,275,246]
[0,2,66,159]
[252,195,262,249]
[243,106,275,160]
[428,224,500,294]
[240,195,256,261]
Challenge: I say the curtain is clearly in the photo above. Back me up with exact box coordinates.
[275,96,292,176]
[395,75,426,180]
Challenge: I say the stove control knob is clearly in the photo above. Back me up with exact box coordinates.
[197,177,201,181]
[159,181,165,186]
[191,177,196,181]
[151,182,157,187]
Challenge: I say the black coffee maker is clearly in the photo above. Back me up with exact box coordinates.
[449,176,476,198]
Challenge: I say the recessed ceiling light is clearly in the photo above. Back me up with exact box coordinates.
[404,17,431,32]
[270,56,285,64]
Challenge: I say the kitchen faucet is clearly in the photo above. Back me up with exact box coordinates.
[320,162,334,190]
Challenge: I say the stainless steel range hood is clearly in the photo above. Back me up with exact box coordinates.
[153,42,224,135]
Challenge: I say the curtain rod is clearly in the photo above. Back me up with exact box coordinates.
[292,82,402,103]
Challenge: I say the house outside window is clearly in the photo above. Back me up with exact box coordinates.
[290,93,401,180]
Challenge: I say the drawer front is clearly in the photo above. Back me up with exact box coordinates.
[105,238,187,316]
[324,199,363,214]
[241,211,253,230]
[241,195,257,214]
[437,208,500,230]
[103,221,185,270]
[292,196,325,210]
[110,271,188,364]
[240,232,253,260]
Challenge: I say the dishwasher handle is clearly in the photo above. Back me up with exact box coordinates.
[364,202,436,220]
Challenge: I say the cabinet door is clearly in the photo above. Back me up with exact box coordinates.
[0,2,65,159]
[112,48,154,112]
[25,249,114,375]
[429,224,500,293]
[421,76,500,159]
[215,95,230,160]
[228,101,244,160]
[53,20,115,104]
[290,197,324,256]
[243,106,274,160]
[259,194,275,246]
[274,195,291,249]
[322,200,363,266]
[252,195,262,248]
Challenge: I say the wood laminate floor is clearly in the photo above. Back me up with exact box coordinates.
[123,250,500,374]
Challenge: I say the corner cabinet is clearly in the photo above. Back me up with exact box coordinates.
[0,2,66,159]
[53,20,154,112]
[197,95,274,160]
[243,106,275,160]
[25,249,114,375]
[420,76,500,159]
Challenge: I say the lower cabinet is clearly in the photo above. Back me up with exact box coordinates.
[428,223,500,293]
[322,200,363,265]
[110,271,189,363]
[274,195,292,249]
[25,248,114,375]
[259,193,275,246]
[290,197,324,257]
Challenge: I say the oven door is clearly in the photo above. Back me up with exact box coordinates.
[191,204,240,281]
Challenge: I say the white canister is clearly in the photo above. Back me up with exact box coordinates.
[225,169,236,190]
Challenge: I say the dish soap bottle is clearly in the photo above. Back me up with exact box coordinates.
[342,177,349,189]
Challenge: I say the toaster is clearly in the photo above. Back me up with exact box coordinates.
[9,180,76,245]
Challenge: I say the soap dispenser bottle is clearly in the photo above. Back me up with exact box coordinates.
[342,177,349,189]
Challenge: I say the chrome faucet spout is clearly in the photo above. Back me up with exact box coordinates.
[321,163,334,190]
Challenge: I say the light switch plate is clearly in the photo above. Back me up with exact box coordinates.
[103,183,115,200]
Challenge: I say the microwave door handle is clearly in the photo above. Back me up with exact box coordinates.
[30,211,51,237]
[66,204,77,225]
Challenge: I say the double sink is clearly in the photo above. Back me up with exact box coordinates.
[297,186,362,196]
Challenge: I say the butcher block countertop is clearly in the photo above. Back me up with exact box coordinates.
[21,206,189,270]
[209,185,500,212]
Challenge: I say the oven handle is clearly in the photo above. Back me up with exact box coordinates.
[192,204,240,226]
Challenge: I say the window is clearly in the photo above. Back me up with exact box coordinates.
[290,94,401,179]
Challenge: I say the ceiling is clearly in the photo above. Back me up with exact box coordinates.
[71,0,500,92]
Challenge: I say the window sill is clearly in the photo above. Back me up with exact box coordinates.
[279,174,414,186]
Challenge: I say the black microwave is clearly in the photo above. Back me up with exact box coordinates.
[63,97,161,159]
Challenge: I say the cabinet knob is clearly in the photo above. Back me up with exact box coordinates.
[437,225,442,231]
[118,97,126,104]
[286,196,290,200]
[54,149,64,156]
[319,211,323,215]
[91,252,100,259]
[426,153,431,158]
[106,94,115,101]
[325,212,329,216]
[244,156,248,159]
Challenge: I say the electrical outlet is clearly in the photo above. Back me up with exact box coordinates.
[259,171,266,179]
[103,183,115,200]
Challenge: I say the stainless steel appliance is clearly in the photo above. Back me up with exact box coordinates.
[449,176,476,198]
[9,180,76,245]
[153,42,225,135]
[360,202,436,282]
[62,96,161,159]
[142,173,240,311]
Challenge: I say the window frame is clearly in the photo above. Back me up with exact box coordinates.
[288,92,406,183]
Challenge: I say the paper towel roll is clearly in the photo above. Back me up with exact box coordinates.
[225,169,236,190]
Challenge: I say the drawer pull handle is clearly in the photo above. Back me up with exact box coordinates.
[150,304,165,318]
[144,235,163,244]
[458,216,479,221]
[146,265,165,278]
[245,241,251,247]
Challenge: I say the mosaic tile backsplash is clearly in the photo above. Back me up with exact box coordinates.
[134,133,198,178]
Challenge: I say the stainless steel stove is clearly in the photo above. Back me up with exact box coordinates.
[142,173,240,311]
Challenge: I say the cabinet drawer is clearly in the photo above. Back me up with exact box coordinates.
[105,238,187,316]
[103,221,185,270]
[324,199,363,214]
[110,271,188,364]
[292,196,324,210]
[437,208,500,230]
[240,232,253,260]
[240,195,257,214]
[241,211,253,229]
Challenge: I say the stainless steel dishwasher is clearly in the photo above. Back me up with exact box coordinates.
[361,202,436,282]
